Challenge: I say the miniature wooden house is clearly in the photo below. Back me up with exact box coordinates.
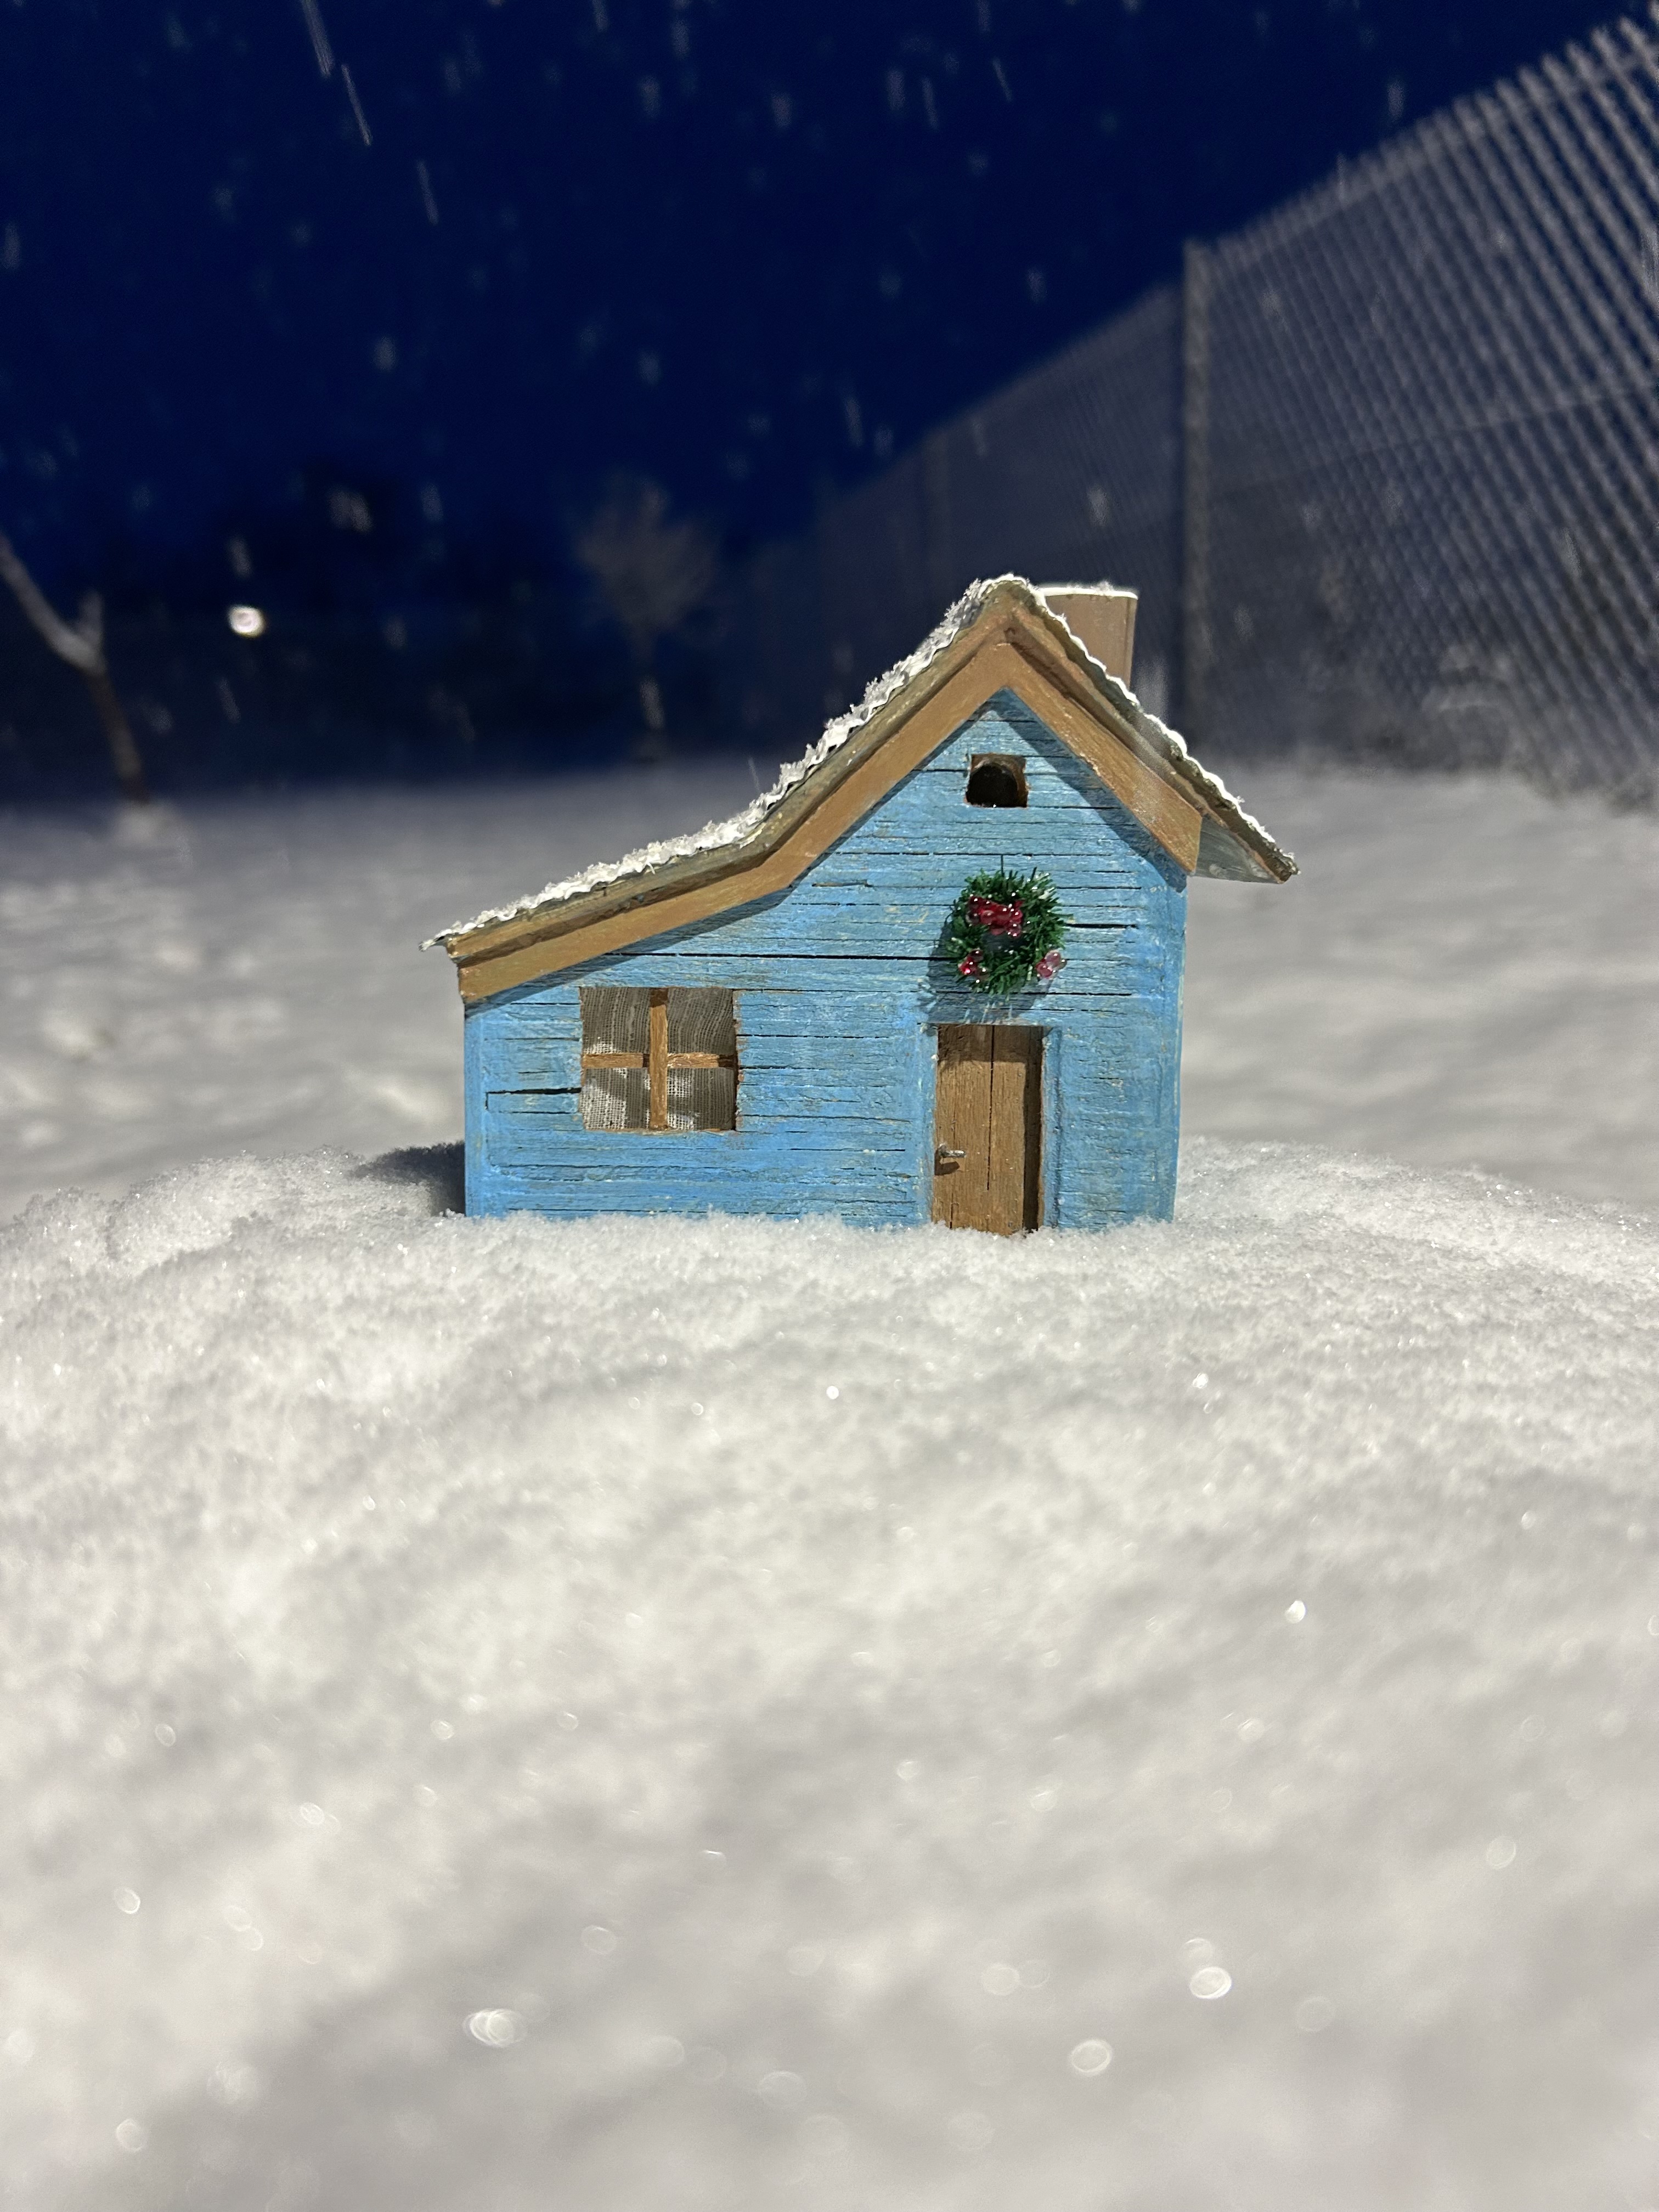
[431,577,1294,1233]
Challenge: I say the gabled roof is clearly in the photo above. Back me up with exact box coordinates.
[431,575,1296,1002]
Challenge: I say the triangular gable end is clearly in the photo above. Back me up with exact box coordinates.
[436,578,1295,1003]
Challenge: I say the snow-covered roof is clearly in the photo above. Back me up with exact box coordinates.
[427,574,1294,953]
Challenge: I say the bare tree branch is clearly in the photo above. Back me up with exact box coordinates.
[0,531,150,802]
[575,477,718,733]
[0,532,101,669]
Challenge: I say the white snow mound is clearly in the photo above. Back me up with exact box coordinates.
[3,1141,1656,2211]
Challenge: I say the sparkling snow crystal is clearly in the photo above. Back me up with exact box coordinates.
[1,1141,1655,2208]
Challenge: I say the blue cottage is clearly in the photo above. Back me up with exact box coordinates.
[431,577,1295,1234]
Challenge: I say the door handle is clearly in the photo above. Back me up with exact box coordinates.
[935,1147,967,1167]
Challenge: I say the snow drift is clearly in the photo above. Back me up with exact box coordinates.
[3,1139,1655,2210]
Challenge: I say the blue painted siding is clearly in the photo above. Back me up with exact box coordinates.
[466,691,1187,1228]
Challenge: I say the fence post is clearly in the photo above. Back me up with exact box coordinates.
[1180,238,1212,740]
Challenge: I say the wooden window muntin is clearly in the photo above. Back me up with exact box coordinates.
[579,986,737,1132]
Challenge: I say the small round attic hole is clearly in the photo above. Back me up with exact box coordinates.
[966,754,1027,808]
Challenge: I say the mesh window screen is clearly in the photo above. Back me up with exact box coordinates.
[667,988,738,1132]
[579,986,649,1131]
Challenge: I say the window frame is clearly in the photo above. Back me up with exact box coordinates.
[579,986,738,1133]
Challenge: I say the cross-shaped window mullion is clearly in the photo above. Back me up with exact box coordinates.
[647,990,670,1131]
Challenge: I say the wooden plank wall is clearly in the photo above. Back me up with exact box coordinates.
[466,691,1187,1228]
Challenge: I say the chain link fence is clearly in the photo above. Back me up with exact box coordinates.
[724,11,1659,802]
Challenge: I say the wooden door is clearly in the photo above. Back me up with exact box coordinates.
[932,1025,1042,1234]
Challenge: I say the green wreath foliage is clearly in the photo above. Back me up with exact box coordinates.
[941,866,1068,995]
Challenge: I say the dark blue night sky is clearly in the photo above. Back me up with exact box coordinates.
[0,1,1630,783]
[0,1,1624,575]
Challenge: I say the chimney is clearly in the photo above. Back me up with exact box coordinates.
[1037,584,1137,685]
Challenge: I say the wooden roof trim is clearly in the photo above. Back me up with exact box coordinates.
[995,608,1209,843]
[1001,581,1296,885]
[994,642,1201,869]
[453,622,1203,1002]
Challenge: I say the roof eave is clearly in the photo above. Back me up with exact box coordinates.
[436,576,1296,990]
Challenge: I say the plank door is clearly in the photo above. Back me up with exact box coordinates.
[932,1025,1042,1234]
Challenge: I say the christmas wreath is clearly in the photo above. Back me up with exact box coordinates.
[942,866,1068,994]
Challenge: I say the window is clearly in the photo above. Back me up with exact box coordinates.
[579,986,738,1132]
[966,753,1027,808]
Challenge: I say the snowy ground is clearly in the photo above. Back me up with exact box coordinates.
[1,763,1656,2210]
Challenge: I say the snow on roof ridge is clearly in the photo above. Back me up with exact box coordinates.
[1077,650,1291,876]
[425,573,1290,950]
